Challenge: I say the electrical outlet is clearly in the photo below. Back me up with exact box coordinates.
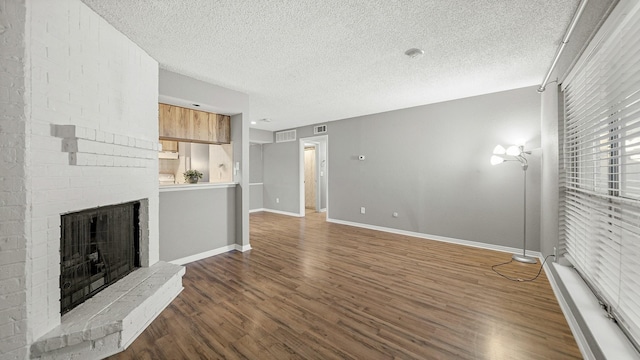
[393,212,398,218]
[360,207,365,214]
[276,197,280,203]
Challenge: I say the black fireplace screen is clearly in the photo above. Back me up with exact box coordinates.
[60,201,140,314]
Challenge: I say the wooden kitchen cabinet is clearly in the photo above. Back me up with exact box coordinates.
[209,113,230,144]
[189,109,210,142]
[159,140,178,152]
[159,103,189,140]
[158,103,230,144]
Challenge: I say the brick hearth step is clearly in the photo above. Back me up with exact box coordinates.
[31,262,185,360]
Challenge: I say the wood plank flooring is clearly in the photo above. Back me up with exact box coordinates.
[109,211,581,360]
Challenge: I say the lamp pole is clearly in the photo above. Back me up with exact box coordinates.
[512,161,537,264]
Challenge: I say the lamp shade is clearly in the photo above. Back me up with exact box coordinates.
[493,145,506,155]
[506,145,521,156]
[490,155,505,165]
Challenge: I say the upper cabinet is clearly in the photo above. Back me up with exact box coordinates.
[158,103,231,144]
[159,103,189,140]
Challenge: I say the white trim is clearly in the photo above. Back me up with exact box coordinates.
[260,208,304,217]
[250,208,265,213]
[326,217,542,257]
[298,139,305,216]
[169,245,236,265]
[550,263,639,360]
[319,208,327,213]
[235,244,252,252]
[160,182,236,192]
[544,262,595,360]
[249,182,264,186]
[168,243,252,264]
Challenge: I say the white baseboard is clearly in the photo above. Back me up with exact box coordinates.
[326,217,542,258]
[260,208,304,217]
[249,208,265,213]
[235,244,252,252]
[169,245,236,265]
[169,243,253,265]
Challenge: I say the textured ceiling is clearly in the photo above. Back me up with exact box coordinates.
[82,0,579,131]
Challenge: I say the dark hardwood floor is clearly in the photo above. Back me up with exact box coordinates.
[109,211,581,359]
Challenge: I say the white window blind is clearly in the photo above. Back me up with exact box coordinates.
[560,0,640,352]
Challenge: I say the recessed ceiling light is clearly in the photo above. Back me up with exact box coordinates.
[260,118,272,123]
[404,48,425,58]
[251,121,257,125]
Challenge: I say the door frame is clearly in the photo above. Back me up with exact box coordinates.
[298,135,328,217]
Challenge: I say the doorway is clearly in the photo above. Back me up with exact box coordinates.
[304,145,317,210]
[299,135,328,217]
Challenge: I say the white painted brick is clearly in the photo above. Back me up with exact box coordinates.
[0,263,25,281]
[0,236,19,252]
[0,307,26,326]
[0,278,23,295]
[0,321,15,339]
[2,0,163,352]
[0,206,25,222]
[0,291,26,309]
[0,333,28,356]
[0,249,26,266]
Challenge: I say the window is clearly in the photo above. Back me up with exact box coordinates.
[560,0,640,351]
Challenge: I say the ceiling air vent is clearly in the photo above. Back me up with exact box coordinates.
[275,129,297,143]
[314,124,327,134]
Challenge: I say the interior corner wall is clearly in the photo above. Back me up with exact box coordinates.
[0,1,29,359]
[262,87,542,250]
[22,0,160,351]
[262,124,319,214]
[232,113,250,247]
[540,84,561,258]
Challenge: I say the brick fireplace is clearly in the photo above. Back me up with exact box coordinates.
[0,1,184,359]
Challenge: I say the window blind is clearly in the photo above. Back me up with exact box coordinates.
[560,0,640,351]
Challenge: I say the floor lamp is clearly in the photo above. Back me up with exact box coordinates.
[491,144,537,264]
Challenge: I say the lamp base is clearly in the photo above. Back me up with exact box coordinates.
[512,254,537,264]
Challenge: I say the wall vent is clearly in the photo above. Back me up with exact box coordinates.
[275,129,297,143]
[314,124,327,134]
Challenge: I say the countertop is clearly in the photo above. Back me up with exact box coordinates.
[159,182,237,192]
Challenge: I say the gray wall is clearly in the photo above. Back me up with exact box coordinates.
[159,187,236,262]
[263,140,300,213]
[250,128,274,144]
[250,144,264,183]
[232,113,250,248]
[263,87,542,250]
[250,143,264,210]
[328,87,541,250]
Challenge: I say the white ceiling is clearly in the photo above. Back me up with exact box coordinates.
[82,0,579,132]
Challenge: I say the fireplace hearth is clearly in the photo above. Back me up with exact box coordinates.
[60,201,141,314]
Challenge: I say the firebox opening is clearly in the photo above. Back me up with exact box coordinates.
[60,201,141,315]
